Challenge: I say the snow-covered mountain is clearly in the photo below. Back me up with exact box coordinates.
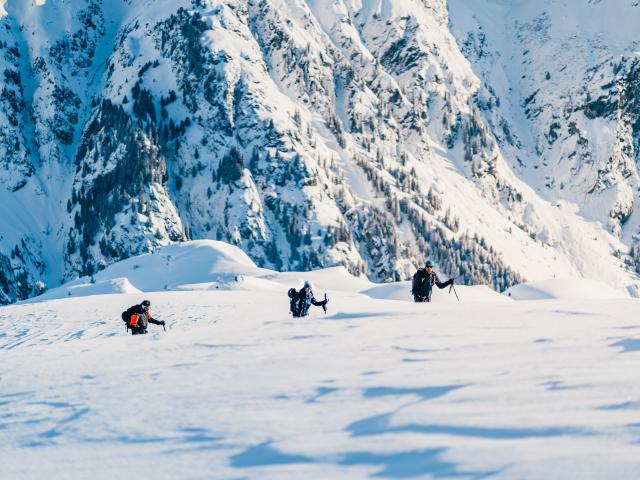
[2,0,640,304]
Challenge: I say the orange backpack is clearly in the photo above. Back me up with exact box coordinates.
[122,311,149,331]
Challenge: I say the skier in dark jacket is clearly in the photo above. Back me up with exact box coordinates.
[411,260,454,303]
[121,300,165,335]
[289,281,329,318]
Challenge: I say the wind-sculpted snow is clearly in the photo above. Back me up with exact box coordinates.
[505,277,630,301]
[30,239,507,303]
[1,0,640,305]
[36,240,267,300]
[3,282,640,478]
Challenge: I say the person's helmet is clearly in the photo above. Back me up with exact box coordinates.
[303,280,313,290]
[425,260,434,267]
[141,300,151,310]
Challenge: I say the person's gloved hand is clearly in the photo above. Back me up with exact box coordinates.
[160,320,166,326]
[322,296,329,313]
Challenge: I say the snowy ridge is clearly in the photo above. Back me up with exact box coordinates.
[1,0,640,304]
[34,240,509,303]
[32,240,629,304]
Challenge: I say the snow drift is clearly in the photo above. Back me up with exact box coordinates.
[30,240,511,304]
[31,240,628,305]
[504,278,629,301]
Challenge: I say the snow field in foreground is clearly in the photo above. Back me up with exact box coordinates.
[3,241,638,478]
[2,288,640,479]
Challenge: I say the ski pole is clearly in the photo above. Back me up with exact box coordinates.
[450,284,460,302]
[322,293,328,314]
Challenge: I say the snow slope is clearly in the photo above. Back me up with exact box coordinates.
[3,241,640,478]
[3,278,640,477]
[448,0,640,275]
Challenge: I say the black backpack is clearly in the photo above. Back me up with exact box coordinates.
[288,288,301,316]
[411,270,421,295]
[137,313,149,330]
[412,269,428,296]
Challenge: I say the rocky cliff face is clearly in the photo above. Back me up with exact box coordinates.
[449,0,640,272]
[1,0,639,304]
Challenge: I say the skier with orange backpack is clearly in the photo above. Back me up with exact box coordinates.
[121,300,165,335]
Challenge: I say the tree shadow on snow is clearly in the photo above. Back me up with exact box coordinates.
[229,440,499,478]
[597,401,640,410]
[611,338,640,353]
[347,412,589,439]
[229,441,313,468]
[362,385,463,400]
[229,385,504,477]
[305,386,340,403]
[338,448,500,479]
[325,312,394,321]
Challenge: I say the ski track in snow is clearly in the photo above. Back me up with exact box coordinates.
[2,290,640,479]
